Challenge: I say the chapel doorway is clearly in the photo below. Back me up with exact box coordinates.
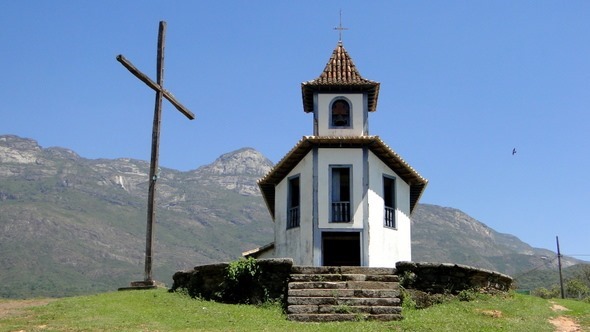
[322,232,361,266]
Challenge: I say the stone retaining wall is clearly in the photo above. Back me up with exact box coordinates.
[395,261,513,294]
[170,259,513,308]
[170,258,293,304]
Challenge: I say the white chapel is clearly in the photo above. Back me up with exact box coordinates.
[245,42,428,267]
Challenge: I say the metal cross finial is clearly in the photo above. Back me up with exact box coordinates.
[334,10,348,42]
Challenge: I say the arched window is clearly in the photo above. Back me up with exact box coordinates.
[330,98,351,127]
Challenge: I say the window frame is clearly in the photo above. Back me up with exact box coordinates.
[287,174,300,229]
[383,174,396,229]
[329,97,353,129]
[329,165,352,223]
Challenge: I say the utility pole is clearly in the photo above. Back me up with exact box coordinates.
[556,236,565,299]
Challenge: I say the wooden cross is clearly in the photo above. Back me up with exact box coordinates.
[117,21,195,285]
[334,10,348,42]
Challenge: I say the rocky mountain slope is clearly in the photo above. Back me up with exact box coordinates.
[0,135,274,297]
[411,204,571,278]
[0,135,583,298]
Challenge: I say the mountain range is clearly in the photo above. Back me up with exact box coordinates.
[0,134,584,298]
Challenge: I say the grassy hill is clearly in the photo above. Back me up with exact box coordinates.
[1,289,589,331]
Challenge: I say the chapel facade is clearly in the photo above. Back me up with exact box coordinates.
[245,42,427,267]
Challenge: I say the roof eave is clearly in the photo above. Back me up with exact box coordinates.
[258,136,428,218]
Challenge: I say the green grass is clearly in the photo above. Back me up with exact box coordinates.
[402,292,553,331]
[555,297,590,327]
[1,289,589,331]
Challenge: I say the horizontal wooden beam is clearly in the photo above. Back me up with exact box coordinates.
[116,54,195,120]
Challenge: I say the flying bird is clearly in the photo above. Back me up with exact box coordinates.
[512,148,517,155]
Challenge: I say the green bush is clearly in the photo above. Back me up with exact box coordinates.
[457,289,478,302]
[399,287,417,310]
[566,279,590,300]
[226,257,260,283]
[532,286,561,299]
[400,287,453,310]
[221,257,268,304]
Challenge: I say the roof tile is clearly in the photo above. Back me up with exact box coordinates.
[301,42,380,113]
[305,42,378,86]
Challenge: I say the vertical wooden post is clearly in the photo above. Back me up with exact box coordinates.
[556,236,565,299]
[145,21,166,283]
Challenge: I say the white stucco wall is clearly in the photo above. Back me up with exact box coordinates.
[268,146,413,267]
[366,152,412,267]
[316,93,365,136]
[273,152,314,265]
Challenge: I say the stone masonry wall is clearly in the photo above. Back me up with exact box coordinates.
[395,261,513,294]
[171,259,512,309]
[170,258,293,304]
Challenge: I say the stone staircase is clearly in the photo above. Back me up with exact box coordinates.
[287,266,402,322]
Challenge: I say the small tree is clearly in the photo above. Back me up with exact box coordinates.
[565,279,589,300]
[532,286,561,299]
[573,265,590,288]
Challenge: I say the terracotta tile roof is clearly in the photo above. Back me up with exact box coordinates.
[302,42,381,113]
[242,242,274,258]
[258,136,428,220]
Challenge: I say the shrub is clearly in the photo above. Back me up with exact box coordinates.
[399,287,417,310]
[457,289,478,302]
[565,279,590,300]
[532,286,561,299]
[400,288,451,310]
[221,257,268,304]
[226,257,260,283]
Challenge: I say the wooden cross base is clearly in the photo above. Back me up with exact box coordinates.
[117,280,158,291]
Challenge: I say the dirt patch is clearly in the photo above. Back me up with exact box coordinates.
[476,309,503,318]
[0,299,56,319]
[551,303,570,312]
[548,301,581,332]
[549,316,581,332]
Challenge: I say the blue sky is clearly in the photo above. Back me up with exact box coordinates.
[1,1,589,259]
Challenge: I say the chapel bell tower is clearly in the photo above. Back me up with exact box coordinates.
[302,41,380,138]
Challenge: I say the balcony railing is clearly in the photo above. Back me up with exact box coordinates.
[331,201,351,222]
[384,206,396,228]
[287,206,300,229]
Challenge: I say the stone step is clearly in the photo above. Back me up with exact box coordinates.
[292,266,396,275]
[286,266,402,322]
[288,296,401,306]
[288,288,399,298]
[290,273,398,283]
[288,304,402,315]
[287,313,403,322]
[290,273,365,282]
[289,280,399,290]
